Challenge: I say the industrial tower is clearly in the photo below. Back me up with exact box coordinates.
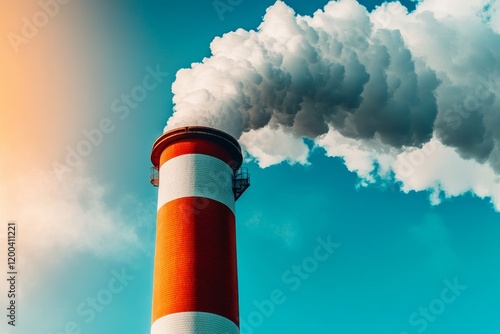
[150,126,250,333]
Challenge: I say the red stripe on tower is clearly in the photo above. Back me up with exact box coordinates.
[150,126,249,334]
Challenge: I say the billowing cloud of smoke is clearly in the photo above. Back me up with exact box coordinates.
[166,0,500,209]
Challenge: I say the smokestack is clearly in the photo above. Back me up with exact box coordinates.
[149,126,250,334]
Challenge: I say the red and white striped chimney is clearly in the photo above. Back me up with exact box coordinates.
[150,126,249,334]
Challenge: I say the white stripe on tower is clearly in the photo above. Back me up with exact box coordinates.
[157,154,235,214]
[151,312,239,334]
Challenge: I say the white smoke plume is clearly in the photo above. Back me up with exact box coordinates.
[166,0,500,209]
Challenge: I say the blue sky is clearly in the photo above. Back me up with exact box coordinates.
[1,0,500,334]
